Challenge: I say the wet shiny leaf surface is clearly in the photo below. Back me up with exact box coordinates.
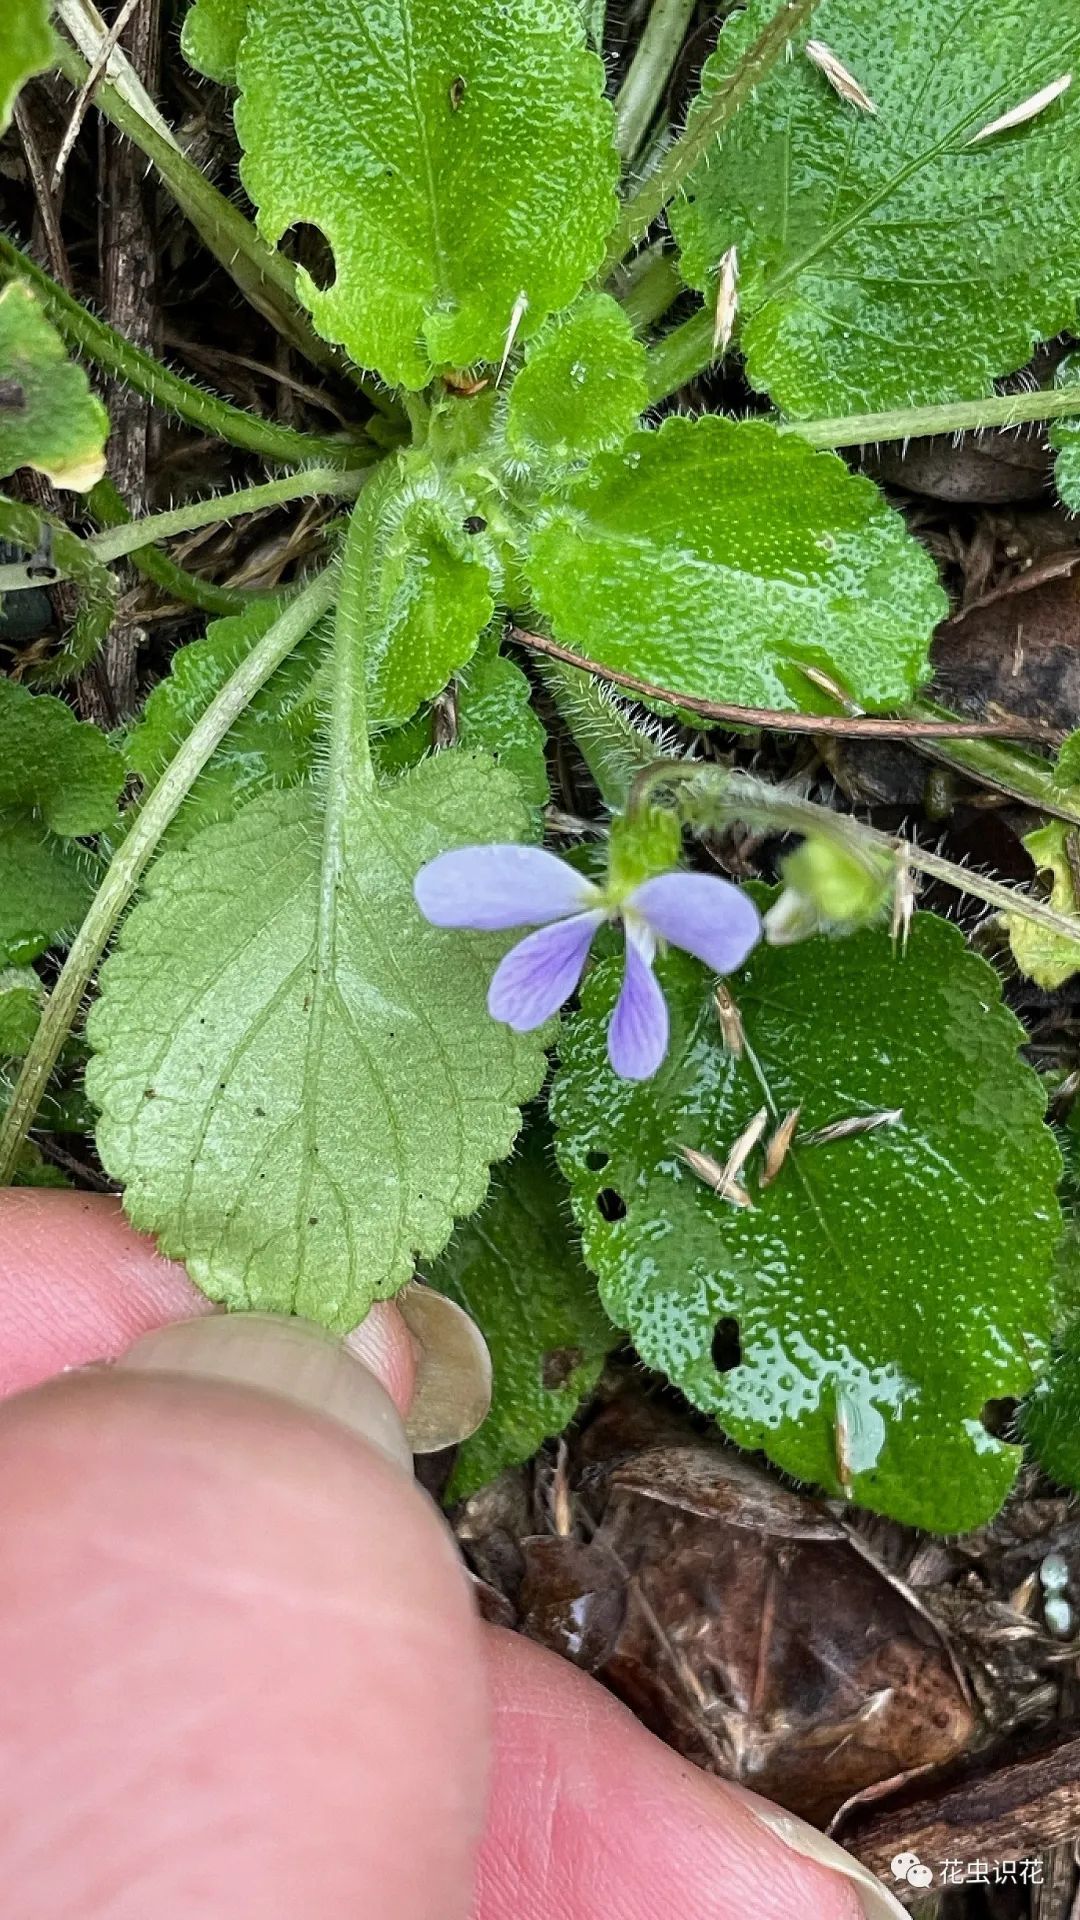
[526,416,946,710]
[233,0,618,386]
[506,291,647,467]
[673,0,1080,416]
[553,914,1060,1530]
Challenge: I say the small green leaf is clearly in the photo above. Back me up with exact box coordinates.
[181,0,248,83]
[1051,353,1080,510]
[428,1120,613,1500]
[1007,822,1080,989]
[0,815,96,965]
[88,754,549,1327]
[373,632,549,813]
[367,459,496,726]
[233,0,618,387]
[506,291,647,466]
[672,0,1080,416]
[0,282,109,493]
[553,913,1060,1532]
[0,677,124,833]
[0,964,43,1054]
[0,678,123,961]
[526,416,946,711]
[1052,726,1080,793]
[1,0,52,138]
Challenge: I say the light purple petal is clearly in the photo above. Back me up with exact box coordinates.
[415,845,601,930]
[629,871,761,976]
[607,924,669,1081]
[488,910,604,1030]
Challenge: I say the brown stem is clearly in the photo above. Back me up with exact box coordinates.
[509,630,1061,745]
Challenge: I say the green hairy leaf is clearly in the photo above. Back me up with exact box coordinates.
[526,416,946,710]
[372,631,549,813]
[505,291,648,466]
[90,477,547,1327]
[1,0,52,138]
[429,1121,613,1500]
[88,759,549,1326]
[126,595,329,852]
[0,966,43,1056]
[553,915,1060,1532]
[672,0,1080,416]
[233,0,619,387]
[181,0,249,83]
[364,457,497,726]
[0,679,123,963]
[0,282,109,493]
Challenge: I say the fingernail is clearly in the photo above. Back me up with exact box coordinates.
[734,1794,908,1920]
[116,1313,413,1474]
[396,1285,492,1454]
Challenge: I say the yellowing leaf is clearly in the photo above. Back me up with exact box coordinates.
[1007,821,1080,989]
[0,282,108,492]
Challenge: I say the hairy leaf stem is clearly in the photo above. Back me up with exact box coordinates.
[613,0,698,163]
[52,35,397,417]
[0,467,368,593]
[646,303,1080,442]
[0,567,339,1182]
[603,0,821,272]
[0,235,376,468]
[634,761,1080,949]
[88,478,256,617]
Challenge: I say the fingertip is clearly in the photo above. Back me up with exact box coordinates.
[0,1367,487,1920]
[0,1190,416,1417]
[477,1630,868,1920]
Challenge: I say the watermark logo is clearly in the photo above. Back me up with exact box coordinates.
[891,1853,933,1889]
[889,1854,1044,1889]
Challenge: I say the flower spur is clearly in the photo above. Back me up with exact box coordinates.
[414,842,761,1080]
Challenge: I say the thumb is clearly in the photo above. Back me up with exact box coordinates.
[0,1314,488,1920]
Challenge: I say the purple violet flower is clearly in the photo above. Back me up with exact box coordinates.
[413,844,761,1081]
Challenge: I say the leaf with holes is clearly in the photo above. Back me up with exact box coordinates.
[428,1120,613,1500]
[0,282,109,492]
[525,416,946,711]
[506,291,647,467]
[1,0,52,137]
[87,753,549,1327]
[0,678,123,963]
[232,0,618,387]
[553,913,1060,1532]
[181,0,249,83]
[671,0,1080,416]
